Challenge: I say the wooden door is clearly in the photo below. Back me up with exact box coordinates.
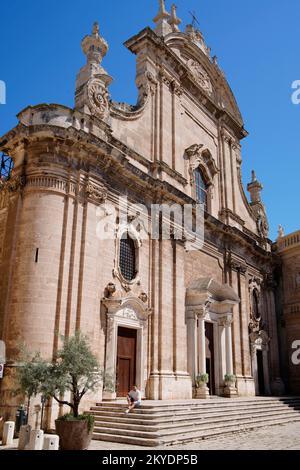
[205,322,215,395]
[116,327,137,397]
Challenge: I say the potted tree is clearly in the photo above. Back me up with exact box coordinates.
[195,373,210,399]
[16,332,101,450]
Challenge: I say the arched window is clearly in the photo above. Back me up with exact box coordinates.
[194,167,208,210]
[119,232,136,281]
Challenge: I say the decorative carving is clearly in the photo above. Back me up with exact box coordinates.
[185,143,218,186]
[185,25,211,57]
[186,59,213,96]
[0,176,25,193]
[278,224,285,239]
[256,206,269,239]
[219,315,233,328]
[104,282,117,298]
[87,79,109,120]
[116,307,138,321]
[139,292,148,303]
[229,259,247,274]
[86,181,107,203]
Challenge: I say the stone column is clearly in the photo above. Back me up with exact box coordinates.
[186,310,198,381]
[198,314,206,375]
[195,310,209,399]
[223,315,237,397]
[225,318,234,376]
[103,313,117,400]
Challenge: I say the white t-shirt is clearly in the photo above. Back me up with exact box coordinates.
[129,389,142,402]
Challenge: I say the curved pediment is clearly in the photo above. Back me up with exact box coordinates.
[187,277,240,303]
[165,33,244,126]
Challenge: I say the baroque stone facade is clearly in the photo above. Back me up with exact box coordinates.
[0,2,287,426]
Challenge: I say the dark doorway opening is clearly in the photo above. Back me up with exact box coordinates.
[116,327,137,397]
[257,349,265,395]
[205,322,215,395]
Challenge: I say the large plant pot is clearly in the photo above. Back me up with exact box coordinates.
[55,418,94,450]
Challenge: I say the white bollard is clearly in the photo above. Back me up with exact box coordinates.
[27,429,44,450]
[2,421,15,446]
[43,434,59,450]
[18,424,32,450]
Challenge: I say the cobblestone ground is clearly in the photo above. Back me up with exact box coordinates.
[88,422,300,450]
[1,422,300,450]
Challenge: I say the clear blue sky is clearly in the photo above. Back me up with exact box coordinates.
[0,0,299,240]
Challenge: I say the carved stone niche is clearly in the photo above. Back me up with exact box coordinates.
[184,144,219,186]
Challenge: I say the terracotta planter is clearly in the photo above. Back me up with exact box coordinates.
[55,418,94,450]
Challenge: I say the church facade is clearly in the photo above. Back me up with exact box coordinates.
[0,2,287,423]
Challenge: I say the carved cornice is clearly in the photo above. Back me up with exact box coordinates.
[24,174,107,204]
[219,208,245,227]
[226,253,247,274]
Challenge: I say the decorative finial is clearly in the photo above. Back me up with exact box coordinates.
[278,225,285,238]
[247,171,263,203]
[168,4,181,32]
[153,0,172,37]
[92,21,100,36]
[75,21,112,117]
[81,21,108,65]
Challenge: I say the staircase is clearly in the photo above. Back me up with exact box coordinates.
[88,397,300,447]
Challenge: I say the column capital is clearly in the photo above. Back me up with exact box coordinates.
[218,314,233,327]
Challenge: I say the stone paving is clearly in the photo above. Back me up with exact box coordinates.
[1,422,300,450]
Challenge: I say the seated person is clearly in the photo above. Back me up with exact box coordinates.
[125,385,142,413]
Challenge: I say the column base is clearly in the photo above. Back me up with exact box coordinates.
[223,385,238,398]
[147,373,192,399]
[195,385,210,399]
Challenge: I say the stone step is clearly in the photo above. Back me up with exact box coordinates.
[94,397,300,409]
[91,405,300,425]
[91,398,300,414]
[90,397,300,446]
[93,415,300,447]
[162,416,300,446]
[89,403,300,420]
[93,408,300,432]
[93,412,300,440]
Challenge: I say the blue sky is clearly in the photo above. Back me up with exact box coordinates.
[0,0,299,240]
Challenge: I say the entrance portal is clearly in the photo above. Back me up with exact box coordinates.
[205,322,215,395]
[116,327,137,397]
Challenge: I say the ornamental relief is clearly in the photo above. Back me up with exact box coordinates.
[87,78,109,119]
[186,59,213,96]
